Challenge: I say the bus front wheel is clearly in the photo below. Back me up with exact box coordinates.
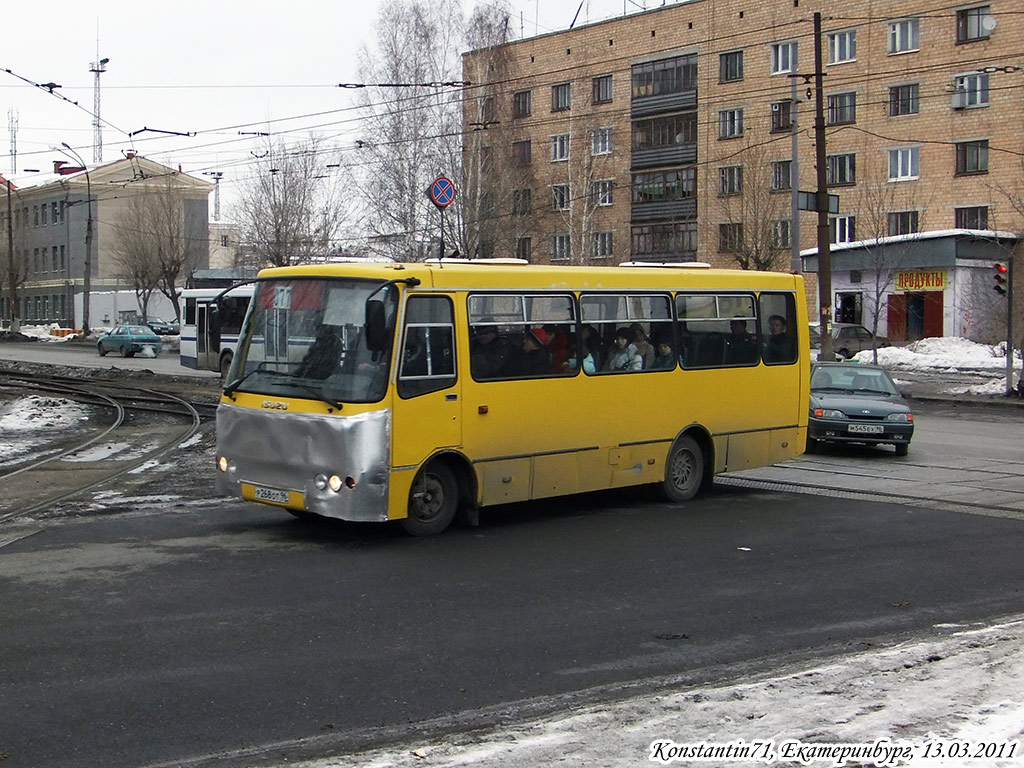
[661,436,704,503]
[402,462,458,536]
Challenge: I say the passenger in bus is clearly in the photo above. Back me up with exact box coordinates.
[296,325,343,378]
[581,324,603,371]
[630,323,654,369]
[651,340,677,370]
[603,327,643,372]
[726,318,759,364]
[542,324,571,373]
[471,321,511,379]
[764,314,797,362]
[509,328,552,376]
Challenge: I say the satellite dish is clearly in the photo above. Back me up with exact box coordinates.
[981,15,997,33]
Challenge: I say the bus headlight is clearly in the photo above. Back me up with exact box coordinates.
[328,475,344,493]
[314,474,328,491]
[218,456,229,472]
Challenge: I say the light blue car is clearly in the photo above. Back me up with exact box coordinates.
[97,325,163,358]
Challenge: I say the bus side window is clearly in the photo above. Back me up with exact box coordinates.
[759,292,798,365]
[398,296,457,398]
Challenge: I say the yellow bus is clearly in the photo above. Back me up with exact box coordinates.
[215,260,810,535]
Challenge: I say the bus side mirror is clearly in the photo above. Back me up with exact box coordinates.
[365,300,387,352]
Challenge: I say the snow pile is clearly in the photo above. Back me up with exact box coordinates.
[860,337,1017,374]
[0,395,92,462]
[296,618,1024,768]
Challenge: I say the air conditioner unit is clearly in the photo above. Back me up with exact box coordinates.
[952,89,968,110]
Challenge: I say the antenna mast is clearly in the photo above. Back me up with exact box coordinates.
[90,29,109,164]
[7,109,17,174]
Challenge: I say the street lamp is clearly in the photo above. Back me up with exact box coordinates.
[4,176,18,332]
[58,143,92,336]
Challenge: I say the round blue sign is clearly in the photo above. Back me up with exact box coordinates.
[429,176,455,209]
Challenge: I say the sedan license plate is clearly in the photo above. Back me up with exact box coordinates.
[848,424,884,435]
[253,486,291,504]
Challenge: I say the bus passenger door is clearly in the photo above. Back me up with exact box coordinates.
[196,303,214,370]
[390,296,461,471]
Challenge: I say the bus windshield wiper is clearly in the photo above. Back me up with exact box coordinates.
[223,366,342,409]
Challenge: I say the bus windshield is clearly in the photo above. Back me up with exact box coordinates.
[226,277,397,404]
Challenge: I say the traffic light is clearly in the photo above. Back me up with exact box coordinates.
[993,263,1008,296]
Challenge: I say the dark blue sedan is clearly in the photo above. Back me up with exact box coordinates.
[807,362,914,456]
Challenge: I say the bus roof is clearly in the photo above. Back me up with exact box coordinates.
[256,261,804,292]
[180,284,255,299]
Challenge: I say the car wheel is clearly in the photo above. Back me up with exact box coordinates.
[119,345,130,358]
[402,462,458,536]
[660,435,704,502]
[97,343,107,357]
[894,442,909,457]
[805,436,818,454]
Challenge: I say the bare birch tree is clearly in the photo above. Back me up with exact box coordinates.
[236,136,351,268]
[354,0,466,261]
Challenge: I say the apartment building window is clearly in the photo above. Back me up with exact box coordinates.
[33,206,39,226]
[60,245,65,269]
[770,100,793,132]
[771,41,797,74]
[552,82,571,112]
[719,165,743,196]
[889,84,920,116]
[479,96,495,125]
[591,127,613,155]
[889,18,920,53]
[632,112,696,150]
[955,139,989,175]
[827,30,857,64]
[552,233,571,261]
[50,202,58,224]
[551,133,570,162]
[41,203,48,226]
[592,74,613,104]
[888,147,919,181]
[772,220,792,249]
[887,211,919,236]
[830,215,856,244]
[593,179,614,206]
[631,54,697,99]
[719,108,743,139]
[827,153,856,186]
[827,92,856,125]
[512,90,532,118]
[516,237,532,261]
[58,201,65,223]
[632,222,698,257]
[220,235,229,247]
[772,160,792,191]
[954,72,989,108]
[512,140,532,166]
[957,5,991,43]
[552,184,570,211]
[719,50,743,82]
[512,188,532,216]
[632,168,696,203]
[593,231,614,258]
[718,223,744,252]
[51,245,59,271]
[955,206,988,229]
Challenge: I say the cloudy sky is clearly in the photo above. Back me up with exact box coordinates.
[2,0,656,213]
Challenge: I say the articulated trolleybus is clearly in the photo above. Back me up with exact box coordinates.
[215,260,810,535]
[179,285,254,378]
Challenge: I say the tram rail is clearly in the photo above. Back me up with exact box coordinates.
[0,371,207,522]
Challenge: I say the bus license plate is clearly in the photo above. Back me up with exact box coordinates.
[848,424,884,434]
[253,486,291,504]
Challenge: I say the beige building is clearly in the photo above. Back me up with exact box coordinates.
[2,155,211,329]
[462,0,1022,342]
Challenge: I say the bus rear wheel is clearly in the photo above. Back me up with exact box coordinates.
[661,436,703,502]
[402,462,458,536]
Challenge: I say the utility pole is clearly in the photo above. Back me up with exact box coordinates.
[813,12,835,361]
[61,143,92,335]
[5,177,19,332]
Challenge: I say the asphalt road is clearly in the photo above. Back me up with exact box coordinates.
[4,477,1024,767]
